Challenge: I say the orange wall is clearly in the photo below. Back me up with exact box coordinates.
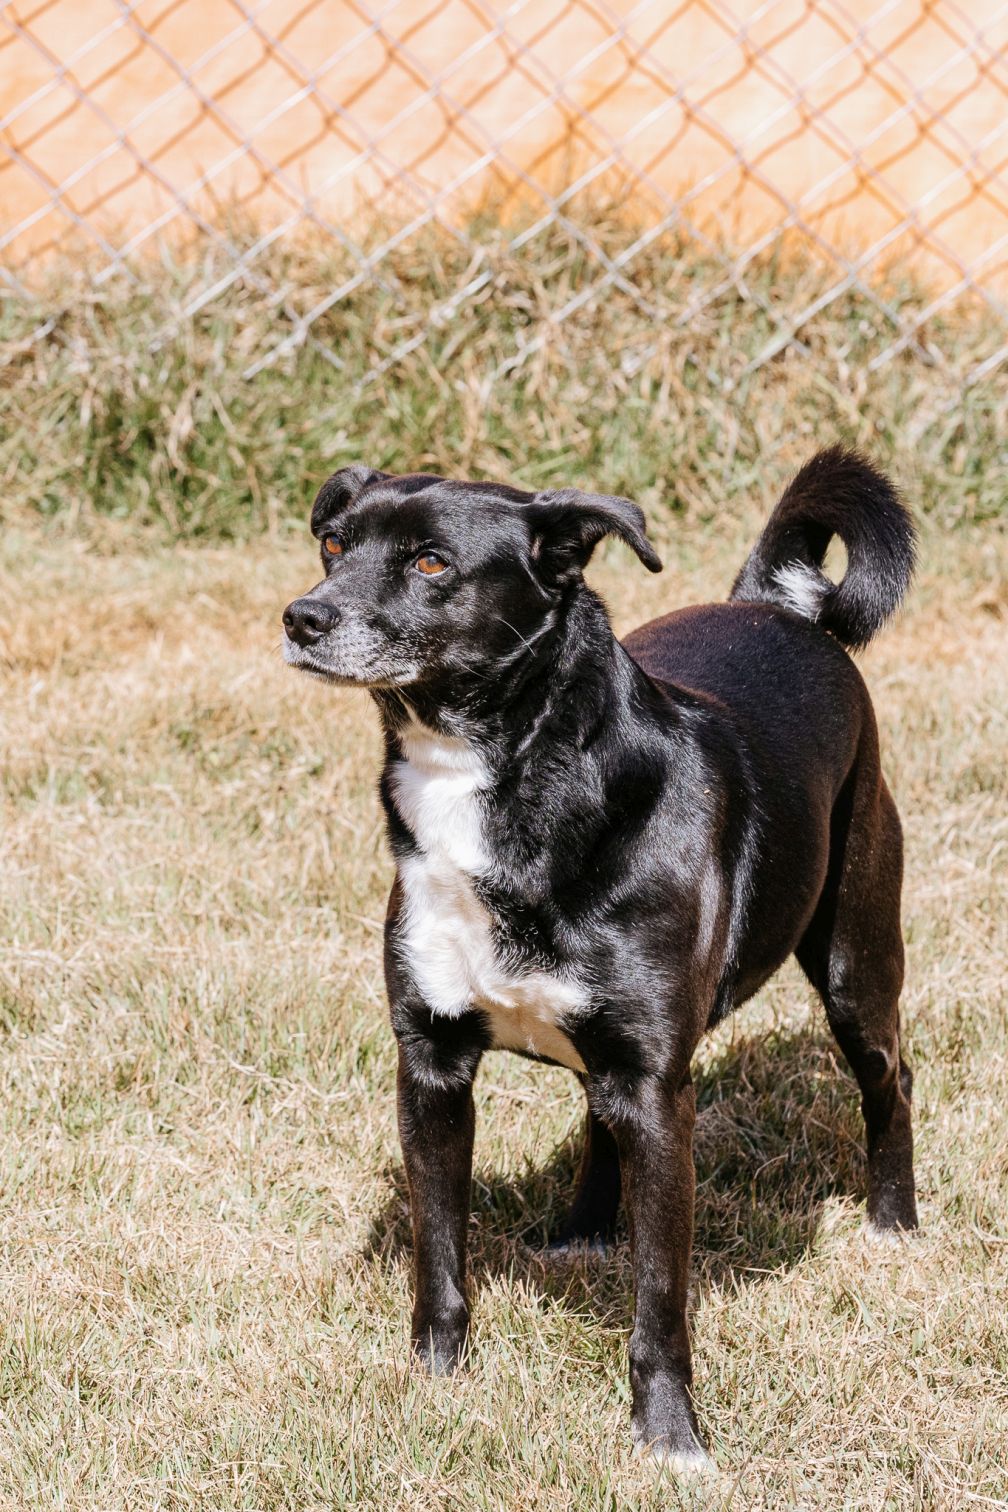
[2,0,1007,291]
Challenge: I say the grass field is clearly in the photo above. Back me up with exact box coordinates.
[1,228,1007,1507]
[1,486,1006,1508]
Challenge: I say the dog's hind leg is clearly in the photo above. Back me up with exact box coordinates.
[547,1096,622,1251]
[797,772,918,1235]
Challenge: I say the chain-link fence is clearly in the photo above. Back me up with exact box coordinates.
[3,0,1008,386]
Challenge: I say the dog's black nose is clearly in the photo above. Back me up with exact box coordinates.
[282,598,339,647]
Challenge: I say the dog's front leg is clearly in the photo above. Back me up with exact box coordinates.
[395,1023,482,1373]
[594,1069,710,1470]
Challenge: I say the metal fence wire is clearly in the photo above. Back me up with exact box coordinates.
[2,0,1008,386]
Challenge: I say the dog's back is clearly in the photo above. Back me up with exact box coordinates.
[625,596,866,768]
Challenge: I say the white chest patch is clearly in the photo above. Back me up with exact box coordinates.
[390,721,587,1073]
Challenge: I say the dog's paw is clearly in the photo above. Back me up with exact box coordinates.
[633,1427,715,1476]
[542,1234,612,1260]
[647,1441,717,1476]
[863,1216,918,1249]
[634,1415,713,1475]
[410,1319,468,1375]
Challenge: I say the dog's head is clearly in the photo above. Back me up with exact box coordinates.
[281,466,661,691]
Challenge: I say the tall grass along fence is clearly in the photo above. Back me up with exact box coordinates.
[1,1,1007,540]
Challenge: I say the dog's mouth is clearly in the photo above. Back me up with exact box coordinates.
[282,634,417,689]
[282,637,369,686]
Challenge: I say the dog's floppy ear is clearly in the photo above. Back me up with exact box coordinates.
[310,465,387,536]
[527,488,663,581]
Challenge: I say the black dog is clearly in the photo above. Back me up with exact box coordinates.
[282,447,918,1470]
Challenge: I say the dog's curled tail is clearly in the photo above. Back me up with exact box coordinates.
[729,446,916,652]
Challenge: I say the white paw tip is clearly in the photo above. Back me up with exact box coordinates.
[635,1435,716,1476]
[864,1219,913,1248]
[542,1236,610,1260]
[653,1445,716,1476]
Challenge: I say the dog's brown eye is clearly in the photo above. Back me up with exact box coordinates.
[415,552,447,576]
[323,537,343,557]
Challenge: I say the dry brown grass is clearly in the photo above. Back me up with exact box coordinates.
[1,505,1006,1509]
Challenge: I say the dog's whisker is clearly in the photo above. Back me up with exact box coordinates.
[491,615,546,657]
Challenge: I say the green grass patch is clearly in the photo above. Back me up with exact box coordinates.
[2,218,1006,543]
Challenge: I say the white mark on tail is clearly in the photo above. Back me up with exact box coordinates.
[772,561,828,620]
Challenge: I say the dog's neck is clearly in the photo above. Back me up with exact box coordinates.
[374,584,658,773]
[374,582,689,913]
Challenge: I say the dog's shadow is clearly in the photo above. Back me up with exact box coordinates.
[363,1024,867,1328]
